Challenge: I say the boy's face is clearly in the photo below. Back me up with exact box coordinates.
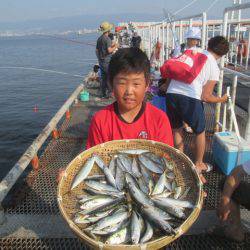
[112,72,148,112]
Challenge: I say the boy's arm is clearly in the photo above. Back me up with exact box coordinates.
[218,165,246,221]
[157,114,174,147]
[86,116,104,149]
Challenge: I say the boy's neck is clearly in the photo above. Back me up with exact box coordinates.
[116,102,144,123]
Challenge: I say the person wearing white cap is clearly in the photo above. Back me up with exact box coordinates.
[171,27,201,58]
[96,21,119,98]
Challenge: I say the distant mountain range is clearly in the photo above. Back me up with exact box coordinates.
[0,13,163,33]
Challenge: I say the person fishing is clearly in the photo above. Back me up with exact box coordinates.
[160,36,229,176]
[96,21,119,98]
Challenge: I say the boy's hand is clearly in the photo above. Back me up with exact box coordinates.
[57,168,65,183]
[217,196,231,221]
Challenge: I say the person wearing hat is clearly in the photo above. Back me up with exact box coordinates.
[96,21,119,98]
[172,26,202,58]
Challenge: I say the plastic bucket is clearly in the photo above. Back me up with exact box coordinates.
[80,91,89,102]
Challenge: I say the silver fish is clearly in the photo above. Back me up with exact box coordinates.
[143,152,163,165]
[83,187,123,197]
[131,211,140,244]
[140,163,154,185]
[106,227,130,245]
[153,198,186,219]
[140,220,153,243]
[117,155,132,173]
[115,165,125,191]
[165,180,173,192]
[118,149,149,155]
[138,154,163,174]
[94,155,106,169]
[109,156,117,178]
[138,213,145,234]
[85,174,105,181]
[80,196,124,216]
[141,205,175,234]
[151,190,172,199]
[80,196,114,210]
[137,176,149,194]
[174,186,182,199]
[153,197,194,209]
[131,158,142,178]
[85,180,119,193]
[125,173,154,207]
[166,172,175,180]
[103,165,117,188]
[92,219,129,235]
[71,155,96,190]
[152,171,167,195]
[93,211,130,231]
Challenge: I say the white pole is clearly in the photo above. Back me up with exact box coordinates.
[162,22,165,63]
[179,21,183,44]
[215,11,228,131]
[201,12,207,49]
[166,24,169,60]
[229,75,238,131]
[222,87,230,131]
[245,29,250,70]
[245,97,250,141]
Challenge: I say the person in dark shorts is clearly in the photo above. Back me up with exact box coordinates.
[214,160,250,242]
[162,36,229,175]
[96,22,119,98]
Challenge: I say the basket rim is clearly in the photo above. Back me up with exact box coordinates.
[57,139,204,249]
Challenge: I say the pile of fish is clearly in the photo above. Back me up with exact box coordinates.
[70,149,194,245]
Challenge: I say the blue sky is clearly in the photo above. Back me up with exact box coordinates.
[0,0,245,23]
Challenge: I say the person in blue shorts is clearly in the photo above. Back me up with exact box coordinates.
[162,36,229,175]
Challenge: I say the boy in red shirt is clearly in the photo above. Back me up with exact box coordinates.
[86,47,173,148]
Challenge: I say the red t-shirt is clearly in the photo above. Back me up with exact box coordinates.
[86,102,173,149]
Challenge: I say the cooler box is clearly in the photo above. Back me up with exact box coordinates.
[150,96,167,112]
[212,131,250,175]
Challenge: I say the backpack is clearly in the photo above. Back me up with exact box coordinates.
[160,49,208,84]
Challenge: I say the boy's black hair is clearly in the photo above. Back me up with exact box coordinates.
[108,47,150,85]
[93,64,99,73]
[208,36,229,56]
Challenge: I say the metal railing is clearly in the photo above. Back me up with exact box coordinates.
[0,84,84,206]
[220,68,250,139]
[215,2,250,132]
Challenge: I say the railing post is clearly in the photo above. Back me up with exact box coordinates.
[222,87,230,131]
[229,75,238,131]
[245,29,250,70]
[162,22,165,63]
[245,97,250,141]
[201,12,207,49]
[215,11,228,132]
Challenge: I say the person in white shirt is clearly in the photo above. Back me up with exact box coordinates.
[214,160,250,242]
[164,36,229,176]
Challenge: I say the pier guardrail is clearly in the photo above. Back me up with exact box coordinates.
[215,2,250,132]
[0,84,84,207]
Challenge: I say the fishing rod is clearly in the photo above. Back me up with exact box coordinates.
[38,34,96,47]
[0,66,85,78]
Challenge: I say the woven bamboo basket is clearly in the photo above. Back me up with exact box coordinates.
[58,139,203,250]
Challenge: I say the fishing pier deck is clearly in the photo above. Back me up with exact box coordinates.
[0,85,249,249]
